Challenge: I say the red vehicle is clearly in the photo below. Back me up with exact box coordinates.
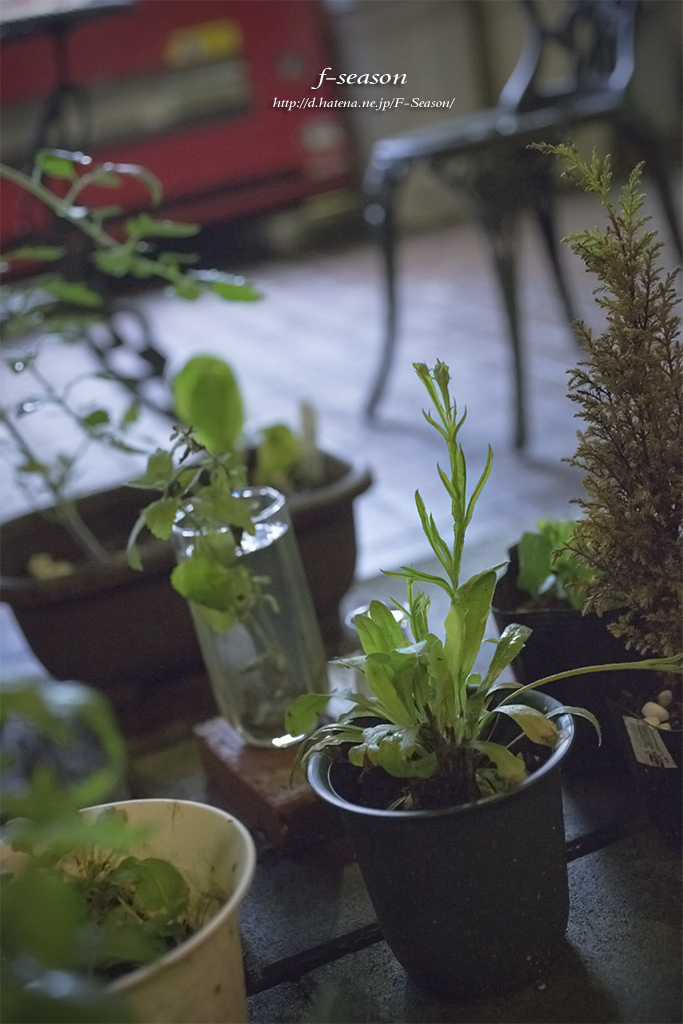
[0,0,357,246]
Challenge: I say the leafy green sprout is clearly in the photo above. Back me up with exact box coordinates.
[516,518,596,611]
[287,362,681,808]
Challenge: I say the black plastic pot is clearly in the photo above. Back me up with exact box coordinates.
[492,546,653,775]
[307,691,575,999]
[608,704,682,845]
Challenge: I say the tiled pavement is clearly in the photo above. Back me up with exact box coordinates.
[1,185,679,680]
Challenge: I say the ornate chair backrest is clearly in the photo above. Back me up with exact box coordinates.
[499,0,637,113]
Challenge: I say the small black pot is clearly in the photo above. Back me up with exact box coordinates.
[608,704,682,845]
[492,546,653,775]
[308,691,574,999]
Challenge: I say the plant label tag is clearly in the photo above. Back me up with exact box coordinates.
[623,716,677,769]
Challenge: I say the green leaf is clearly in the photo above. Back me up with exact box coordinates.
[36,151,77,180]
[465,445,493,526]
[1,245,65,262]
[517,530,554,597]
[192,488,255,535]
[93,248,134,277]
[254,424,300,487]
[0,867,85,968]
[355,614,392,656]
[285,693,332,736]
[472,740,528,783]
[369,600,408,649]
[548,704,601,741]
[172,557,249,610]
[482,623,532,689]
[41,278,102,308]
[111,856,189,917]
[82,409,109,428]
[173,356,244,453]
[385,564,453,598]
[173,277,202,300]
[493,703,559,747]
[144,497,181,540]
[348,723,437,778]
[364,655,413,725]
[128,449,174,489]
[445,569,497,683]
[210,278,261,302]
[125,213,200,238]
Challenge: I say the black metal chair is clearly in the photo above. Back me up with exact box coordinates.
[363,0,682,447]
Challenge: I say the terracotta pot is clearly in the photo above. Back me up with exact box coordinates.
[492,545,653,775]
[0,452,371,735]
[308,691,575,998]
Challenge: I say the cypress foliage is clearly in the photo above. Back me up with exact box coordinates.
[539,144,682,657]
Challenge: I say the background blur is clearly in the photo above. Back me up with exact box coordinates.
[1,0,681,585]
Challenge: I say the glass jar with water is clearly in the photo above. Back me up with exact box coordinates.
[173,487,328,747]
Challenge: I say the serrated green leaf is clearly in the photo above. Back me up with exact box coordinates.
[144,497,181,539]
[285,692,332,736]
[128,449,174,489]
[192,488,255,535]
[111,856,189,917]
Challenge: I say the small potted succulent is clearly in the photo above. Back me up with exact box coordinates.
[494,144,682,786]
[0,677,256,1024]
[287,361,679,998]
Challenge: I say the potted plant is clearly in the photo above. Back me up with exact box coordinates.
[0,151,371,735]
[494,144,682,782]
[1,677,257,1024]
[286,361,679,998]
[126,357,329,749]
[492,520,652,773]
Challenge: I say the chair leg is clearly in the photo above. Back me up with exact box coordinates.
[365,182,399,420]
[532,193,581,345]
[485,212,527,450]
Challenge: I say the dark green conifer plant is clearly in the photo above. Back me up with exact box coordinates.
[535,143,682,658]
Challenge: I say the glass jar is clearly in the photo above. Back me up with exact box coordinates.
[173,487,328,747]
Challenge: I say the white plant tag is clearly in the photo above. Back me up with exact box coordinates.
[623,716,677,769]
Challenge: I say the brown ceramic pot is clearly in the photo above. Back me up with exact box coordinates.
[0,452,371,735]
